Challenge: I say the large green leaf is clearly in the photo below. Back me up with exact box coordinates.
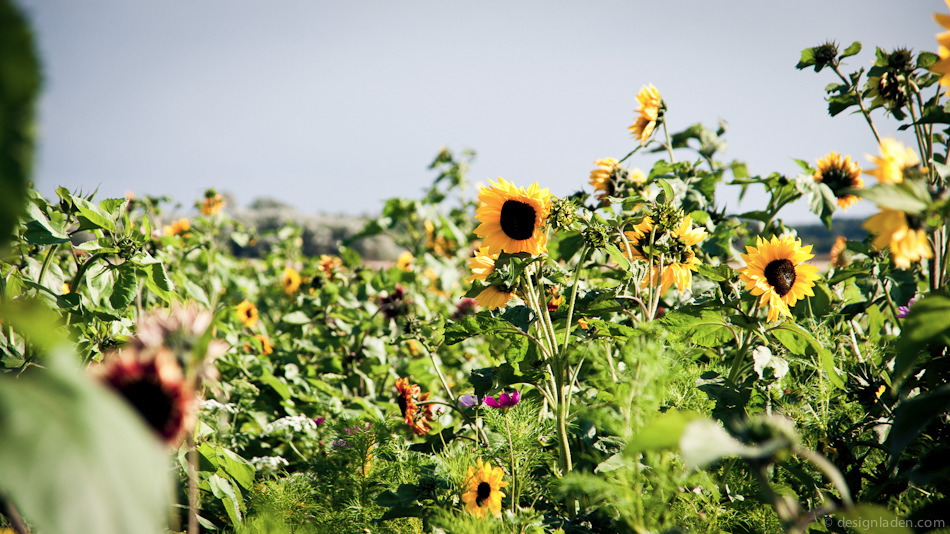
[893,292,950,385]
[657,305,734,347]
[0,352,172,534]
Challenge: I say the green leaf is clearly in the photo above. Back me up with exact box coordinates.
[679,419,749,468]
[281,310,311,325]
[604,244,630,270]
[0,353,172,534]
[795,46,816,70]
[888,383,950,460]
[655,179,675,203]
[22,201,70,245]
[853,182,930,215]
[208,473,243,525]
[445,313,525,345]
[840,41,862,59]
[144,262,175,303]
[770,322,844,389]
[627,409,701,454]
[72,196,117,233]
[658,305,734,347]
[893,292,950,385]
[696,263,734,282]
[109,263,138,310]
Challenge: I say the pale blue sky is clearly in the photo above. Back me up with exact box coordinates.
[17,1,939,223]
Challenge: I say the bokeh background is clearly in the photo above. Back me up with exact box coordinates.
[16,0,938,223]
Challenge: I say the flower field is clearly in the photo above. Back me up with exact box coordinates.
[3,2,950,534]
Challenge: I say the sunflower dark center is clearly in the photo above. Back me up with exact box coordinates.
[500,200,536,241]
[119,377,175,436]
[764,259,796,297]
[820,168,854,194]
[475,482,492,506]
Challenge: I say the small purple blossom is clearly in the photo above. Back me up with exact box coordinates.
[458,394,479,408]
[483,390,520,409]
[313,416,326,426]
[897,297,919,319]
[344,422,372,435]
[331,438,349,449]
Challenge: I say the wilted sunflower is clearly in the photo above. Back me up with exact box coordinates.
[466,247,516,309]
[622,214,707,293]
[862,208,933,270]
[235,300,259,328]
[474,178,552,256]
[738,235,821,322]
[461,459,509,519]
[865,138,920,184]
[628,84,663,144]
[934,2,950,92]
[813,152,863,210]
[281,267,301,296]
[96,346,195,447]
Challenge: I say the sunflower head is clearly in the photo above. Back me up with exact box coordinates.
[865,138,921,185]
[461,458,509,518]
[466,247,516,310]
[394,377,435,435]
[281,267,302,296]
[813,152,863,210]
[862,208,933,270]
[200,189,225,216]
[474,178,552,256]
[163,218,191,237]
[738,235,821,322]
[396,251,414,272]
[589,157,621,204]
[235,300,259,328]
[620,209,707,294]
[628,84,664,144]
[812,41,839,70]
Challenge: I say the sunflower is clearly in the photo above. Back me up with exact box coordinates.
[628,84,663,144]
[252,334,273,355]
[622,214,707,294]
[813,152,863,210]
[474,178,552,256]
[932,2,950,92]
[281,267,301,296]
[466,247,516,310]
[96,346,194,447]
[235,300,259,328]
[163,218,191,237]
[829,236,850,268]
[395,251,414,271]
[589,157,620,203]
[862,208,933,270]
[461,458,509,518]
[200,191,225,216]
[318,254,342,279]
[394,377,435,435]
[865,138,920,184]
[738,235,821,322]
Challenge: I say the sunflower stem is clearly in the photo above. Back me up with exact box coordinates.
[832,64,881,145]
[420,342,456,402]
[561,243,590,355]
[503,414,519,513]
[662,119,676,162]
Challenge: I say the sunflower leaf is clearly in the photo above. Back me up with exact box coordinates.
[840,41,862,59]
[892,292,950,386]
[851,183,929,214]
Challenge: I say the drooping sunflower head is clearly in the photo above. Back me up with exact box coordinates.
[814,152,863,210]
[589,157,620,203]
[281,267,302,296]
[461,458,509,518]
[628,84,664,145]
[738,235,821,322]
[865,138,921,185]
[474,178,552,256]
[235,300,259,328]
[466,247,516,310]
[862,208,933,270]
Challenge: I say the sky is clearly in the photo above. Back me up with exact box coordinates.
[15,1,941,224]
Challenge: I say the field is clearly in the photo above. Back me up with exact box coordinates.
[2,2,950,533]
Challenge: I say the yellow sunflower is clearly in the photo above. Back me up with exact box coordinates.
[235,300,259,328]
[461,458,509,519]
[738,236,821,322]
[932,1,950,91]
[474,178,552,256]
[865,138,920,185]
[862,208,933,270]
[163,218,191,237]
[281,267,301,296]
[813,152,863,210]
[396,251,414,271]
[622,215,707,293]
[251,334,273,355]
[201,191,225,216]
[589,157,620,203]
[466,247,516,310]
[628,84,663,145]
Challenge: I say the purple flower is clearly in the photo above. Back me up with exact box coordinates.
[313,416,326,426]
[458,394,479,408]
[483,390,520,409]
[897,297,919,319]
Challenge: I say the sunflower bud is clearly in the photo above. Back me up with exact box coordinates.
[548,196,578,231]
[583,221,611,249]
[813,41,839,69]
[887,47,914,73]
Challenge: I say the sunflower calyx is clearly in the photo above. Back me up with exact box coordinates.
[548,196,578,231]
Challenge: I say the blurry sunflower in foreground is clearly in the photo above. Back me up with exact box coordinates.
[622,214,707,294]
[466,247,516,310]
[281,267,301,296]
[461,458,509,518]
[932,1,950,92]
[474,178,552,256]
[628,84,663,144]
[865,138,920,185]
[862,208,933,270]
[738,235,821,322]
[813,152,863,210]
